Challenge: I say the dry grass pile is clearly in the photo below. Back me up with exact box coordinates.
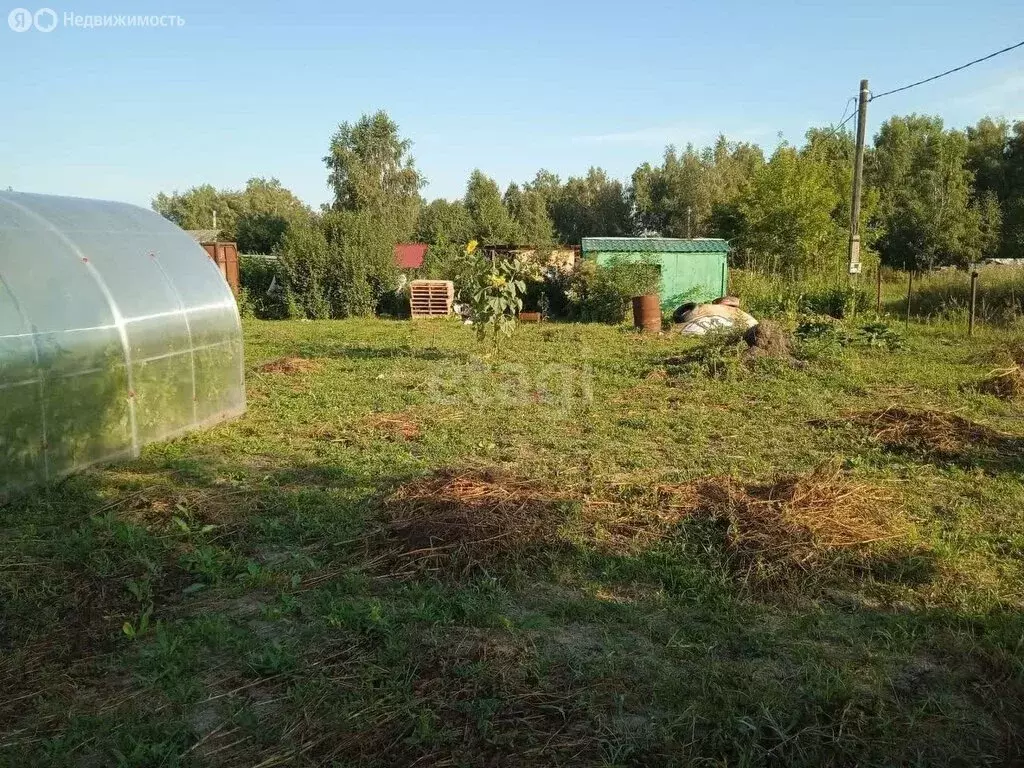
[659,465,903,581]
[742,320,793,362]
[383,469,574,571]
[664,320,796,380]
[364,413,421,441]
[846,407,1007,457]
[979,366,1024,401]
[383,464,906,583]
[258,356,322,375]
[973,343,1024,401]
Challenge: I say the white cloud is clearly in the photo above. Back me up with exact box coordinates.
[948,69,1024,118]
[574,123,710,145]
[573,122,774,147]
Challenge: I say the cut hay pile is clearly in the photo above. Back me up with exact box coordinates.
[742,320,793,362]
[664,320,797,380]
[383,469,573,572]
[364,413,421,441]
[660,465,903,581]
[383,465,903,582]
[846,406,1006,457]
[979,366,1024,401]
[976,343,1024,401]
[258,356,322,375]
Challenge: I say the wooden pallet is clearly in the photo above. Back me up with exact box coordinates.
[409,280,455,319]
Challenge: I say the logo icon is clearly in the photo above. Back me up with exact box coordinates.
[8,7,33,31]
[34,7,56,31]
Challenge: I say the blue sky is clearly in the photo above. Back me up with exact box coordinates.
[2,0,1023,211]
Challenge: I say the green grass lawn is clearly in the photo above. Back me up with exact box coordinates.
[2,316,1024,766]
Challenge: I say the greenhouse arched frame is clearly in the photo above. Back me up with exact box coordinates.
[0,191,246,495]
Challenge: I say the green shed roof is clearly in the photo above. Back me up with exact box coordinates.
[581,237,729,254]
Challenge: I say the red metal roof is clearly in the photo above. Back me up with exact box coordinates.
[394,243,428,269]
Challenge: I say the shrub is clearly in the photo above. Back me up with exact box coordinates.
[421,242,479,303]
[376,283,410,318]
[238,255,290,319]
[794,316,904,352]
[541,268,574,319]
[320,211,398,317]
[857,321,904,350]
[803,284,872,318]
[273,212,402,319]
[567,259,662,324]
[276,222,333,319]
[522,276,546,312]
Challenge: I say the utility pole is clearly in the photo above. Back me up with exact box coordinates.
[847,79,869,282]
[686,206,693,239]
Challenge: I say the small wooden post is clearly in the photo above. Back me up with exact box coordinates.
[905,270,914,327]
[968,270,979,337]
[876,265,883,313]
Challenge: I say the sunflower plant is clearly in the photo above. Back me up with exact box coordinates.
[466,241,534,349]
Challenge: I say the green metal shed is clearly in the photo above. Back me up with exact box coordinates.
[581,237,729,309]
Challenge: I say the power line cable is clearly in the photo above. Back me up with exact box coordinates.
[812,96,857,142]
[870,39,1024,101]
[836,107,858,131]
[835,96,857,129]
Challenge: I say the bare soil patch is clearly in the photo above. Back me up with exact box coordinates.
[258,356,323,375]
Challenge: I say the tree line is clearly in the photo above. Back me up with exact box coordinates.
[152,110,1024,316]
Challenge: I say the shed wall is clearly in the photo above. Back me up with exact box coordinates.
[592,250,727,308]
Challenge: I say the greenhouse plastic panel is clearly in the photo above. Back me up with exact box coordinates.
[0,192,246,496]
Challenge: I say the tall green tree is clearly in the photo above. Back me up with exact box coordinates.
[870,115,983,269]
[464,170,522,244]
[309,110,426,315]
[966,118,1009,200]
[1003,121,1024,257]
[631,137,763,238]
[417,198,474,247]
[631,154,685,236]
[800,127,881,267]
[526,169,563,210]
[965,118,1009,259]
[324,110,424,241]
[416,198,477,284]
[550,167,631,244]
[152,184,241,238]
[737,145,843,278]
[977,190,1004,259]
[234,177,312,253]
[966,117,1024,258]
[504,183,555,245]
[153,179,310,253]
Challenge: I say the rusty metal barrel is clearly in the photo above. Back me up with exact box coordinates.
[632,294,662,333]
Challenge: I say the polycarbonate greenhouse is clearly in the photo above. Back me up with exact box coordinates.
[0,192,246,495]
